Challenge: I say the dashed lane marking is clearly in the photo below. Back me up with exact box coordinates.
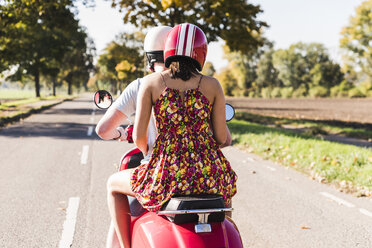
[320,192,355,208]
[80,145,89,165]
[58,197,80,248]
[87,126,93,136]
[359,208,372,218]
[267,166,276,171]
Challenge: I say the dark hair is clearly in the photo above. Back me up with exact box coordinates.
[169,57,199,81]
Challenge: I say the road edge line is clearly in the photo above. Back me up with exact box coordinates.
[58,197,80,248]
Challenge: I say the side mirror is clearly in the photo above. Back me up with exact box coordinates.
[225,103,235,122]
[94,90,113,109]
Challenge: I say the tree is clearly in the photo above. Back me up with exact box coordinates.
[340,0,372,83]
[256,48,280,88]
[96,32,144,92]
[272,42,344,93]
[60,32,95,95]
[111,0,267,54]
[215,68,236,96]
[0,0,90,97]
[201,62,215,76]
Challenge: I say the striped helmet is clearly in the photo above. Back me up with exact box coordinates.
[164,23,207,71]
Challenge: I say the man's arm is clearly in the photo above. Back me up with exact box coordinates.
[95,107,128,140]
[95,79,140,141]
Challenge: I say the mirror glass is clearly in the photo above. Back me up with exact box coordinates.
[94,90,113,109]
[225,103,235,122]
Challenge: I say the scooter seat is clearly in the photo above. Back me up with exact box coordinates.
[161,195,225,224]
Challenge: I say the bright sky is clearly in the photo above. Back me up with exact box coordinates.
[77,0,364,72]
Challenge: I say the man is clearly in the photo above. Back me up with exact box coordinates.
[96,26,172,164]
[95,26,172,248]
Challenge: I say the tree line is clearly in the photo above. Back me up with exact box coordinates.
[1,0,371,98]
[214,0,372,98]
[0,0,94,97]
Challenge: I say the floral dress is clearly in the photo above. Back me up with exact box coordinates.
[130,76,237,211]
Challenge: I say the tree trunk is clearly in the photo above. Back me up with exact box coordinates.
[67,80,72,95]
[34,69,40,98]
[52,80,56,96]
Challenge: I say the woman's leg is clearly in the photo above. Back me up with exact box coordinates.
[105,221,120,248]
[107,169,135,248]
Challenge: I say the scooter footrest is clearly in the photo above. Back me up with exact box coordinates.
[161,195,225,224]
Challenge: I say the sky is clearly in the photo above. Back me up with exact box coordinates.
[76,0,365,72]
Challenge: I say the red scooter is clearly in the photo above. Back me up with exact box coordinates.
[94,90,243,248]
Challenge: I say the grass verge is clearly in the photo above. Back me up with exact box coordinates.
[0,95,74,127]
[228,119,372,196]
[234,112,372,140]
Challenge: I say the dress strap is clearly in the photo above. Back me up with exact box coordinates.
[160,72,167,88]
[197,74,203,89]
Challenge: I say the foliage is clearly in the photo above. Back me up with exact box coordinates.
[0,0,93,96]
[279,87,293,98]
[256,48,280,88]
[201,62,215,77]
[111,0,267,54]
[309,86,328,98]
[273,43,344,92]
[340,0,372,84]
[214,68,236,96]
[96,31,144,92]
[348,87,365,98]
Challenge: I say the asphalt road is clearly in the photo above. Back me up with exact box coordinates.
[0,95,371,248]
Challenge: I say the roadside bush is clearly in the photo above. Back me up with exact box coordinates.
[292,85,307,98]
[309,86,328,98]
[248,91,256,98]
[358,81,372,96]
[348,87,366,98]
[260,87,271,98]
[280,87,293,98]
[270,87,281,98]
[330,85,341,97]
[367,90,372,97]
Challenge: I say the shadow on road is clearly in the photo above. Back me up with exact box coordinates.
[42,108,94,115]
[0,122,100,140]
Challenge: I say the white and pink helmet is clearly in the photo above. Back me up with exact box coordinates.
[164,23,208,71]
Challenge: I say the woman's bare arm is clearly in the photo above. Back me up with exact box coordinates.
[133,81,153,156]
[211,80,227,145]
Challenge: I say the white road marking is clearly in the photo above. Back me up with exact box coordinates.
[87,126,93,136]
[246,157,255,162]
[80,145,89,165]
[359,208,372,218]
[58,197,80,248]
[89,116,94,124]
[267,166,276,171]
[320,192,355,208]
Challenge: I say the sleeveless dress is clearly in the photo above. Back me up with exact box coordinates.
[130,75,237,211]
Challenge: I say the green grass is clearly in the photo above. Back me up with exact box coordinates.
[0,89,37,99]
[234,112,372,140]
[228,119,372,195]
[0,96,59,110]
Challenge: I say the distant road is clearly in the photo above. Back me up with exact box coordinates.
[227,97,372,125]
[1,95,371,247]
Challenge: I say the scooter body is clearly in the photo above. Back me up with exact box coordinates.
[120,147,243,248]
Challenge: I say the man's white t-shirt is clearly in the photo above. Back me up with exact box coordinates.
[111,78,157,163]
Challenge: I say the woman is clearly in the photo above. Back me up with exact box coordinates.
[107,23,237,248]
